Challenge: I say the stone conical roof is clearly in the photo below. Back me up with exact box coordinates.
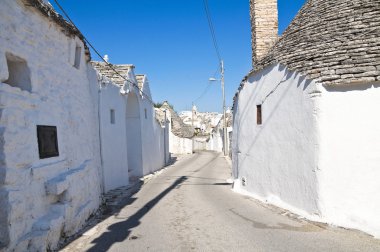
[250,0,380,86]
[161,102,194,139]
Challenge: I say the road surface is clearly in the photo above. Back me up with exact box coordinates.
[62,151,380,252]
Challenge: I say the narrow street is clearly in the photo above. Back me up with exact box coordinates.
[62,151,380,252]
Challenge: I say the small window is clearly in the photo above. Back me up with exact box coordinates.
[37,125,59,159]
[4,53,31,92]
[74,45,81,69]
[257,105,262,125]
[110,109,115,124]
[144,108,147,119]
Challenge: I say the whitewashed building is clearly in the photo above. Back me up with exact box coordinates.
[0,0,102,250]
[207,111,232,154]
[159,102,193,154]
[232,0,380,237]
[92,62,169,192]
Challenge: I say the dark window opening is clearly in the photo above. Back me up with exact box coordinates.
[4,53,31,92]
[257,105,262,125]
[37,125,59,159]
[110,109,115,124]
[74,45,81,69]
[144,108,147,119]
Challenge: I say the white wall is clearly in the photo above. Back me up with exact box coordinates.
[169,132,193,154]
[99,80,129,192]
[166,110,193,155]
[233,63,380,238]
[126,92,143,178]
[232,64,321,215]
[318,82,380,238]
[137,77,168,175]
[97,73,169,189]
[0,1,102,250]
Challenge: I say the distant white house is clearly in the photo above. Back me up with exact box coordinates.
[232,0,380,238]
[159,102,194,154]
[92,62,169,192]
[207,111,232,154]
[0,0,102,250]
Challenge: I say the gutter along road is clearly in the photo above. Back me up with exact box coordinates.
[62,151,380,252]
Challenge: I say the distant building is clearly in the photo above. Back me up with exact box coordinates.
[232,0,380,238]
[207,111,232,154]
[158,102,194,154]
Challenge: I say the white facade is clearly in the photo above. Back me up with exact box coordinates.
[169,133,193,155]
[318,83,380,238]
[96,68,169,192]
[207,114,232,154]
[98,79,129,192]
[232,63,380,238]
[165,109,193,155]
[0,1,102,250]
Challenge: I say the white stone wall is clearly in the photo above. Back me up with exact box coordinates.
[0,1,102,250]
[165,110,192,155]
[318,82,380,238]
[232,64,321,215]
[139,90,168,175]
[207,130,223,152]
[169,133,193,155]
[96,73,169,192]
[233,63,380,238]
[133,75,168,176]
[98,80,129,192]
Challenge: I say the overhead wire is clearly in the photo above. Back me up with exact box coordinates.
[202,0,222,62]
[192,63,221,105]
[52,0,155,105]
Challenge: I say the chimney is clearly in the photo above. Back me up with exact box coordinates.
[250,0,278,68]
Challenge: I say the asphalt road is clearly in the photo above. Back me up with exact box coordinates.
[62,151,380,252]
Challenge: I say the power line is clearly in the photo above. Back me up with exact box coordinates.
[52,0,155,105]
[192,63,220,104]
[193,83,213,104]
[202,0,222,62]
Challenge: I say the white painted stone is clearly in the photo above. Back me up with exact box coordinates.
[232,63,322,216]
[233,63,380,238]
[98,79,130,192]
[95,69,169,192]
[318,83,380,238]
[0,1,102,250]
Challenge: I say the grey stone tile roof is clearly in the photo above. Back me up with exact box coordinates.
[233,0,380,110]
[25,0,91,59]
[154,109,166,127]
[135,75,145,89]
[161,102,194,139]
[91,62,135,85]
[251,0,380,87]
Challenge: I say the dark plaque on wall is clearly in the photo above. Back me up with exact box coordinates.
[37,125,59,159]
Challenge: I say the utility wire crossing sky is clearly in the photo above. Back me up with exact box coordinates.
[51,0,306,112]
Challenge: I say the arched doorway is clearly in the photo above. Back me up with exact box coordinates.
[126,92,143,182]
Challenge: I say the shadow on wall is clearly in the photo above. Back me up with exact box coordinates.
[86,176,188,252]
[323,82,380,92]
[236,68,313,173]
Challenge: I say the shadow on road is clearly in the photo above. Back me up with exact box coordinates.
[86,176,188,252]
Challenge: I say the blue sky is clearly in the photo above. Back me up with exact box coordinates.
[51,0,305,112]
